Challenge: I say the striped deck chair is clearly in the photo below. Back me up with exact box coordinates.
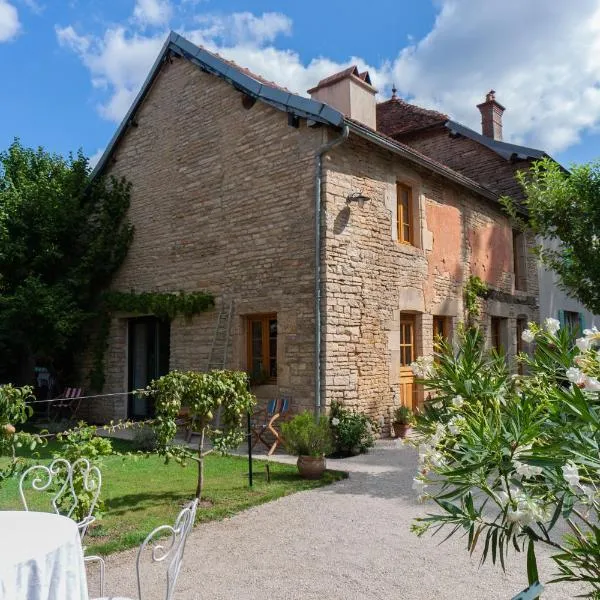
[250,396,291,456]
[50,387,83,422]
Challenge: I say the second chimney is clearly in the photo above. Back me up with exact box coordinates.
[477,90,505,141]
[308,66,377,129]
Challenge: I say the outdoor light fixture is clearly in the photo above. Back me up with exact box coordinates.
[346,191,370,208]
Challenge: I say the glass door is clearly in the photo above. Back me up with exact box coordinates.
[128,317,170,419]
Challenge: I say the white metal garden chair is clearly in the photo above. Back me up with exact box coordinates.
[19,457,106,594]
[92,498,199,600]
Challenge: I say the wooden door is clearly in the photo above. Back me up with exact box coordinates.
[399,315,417,411]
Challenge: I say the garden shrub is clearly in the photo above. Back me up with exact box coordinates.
[281,411,333,457]
[328,402,377,457]
[410,321,600,597]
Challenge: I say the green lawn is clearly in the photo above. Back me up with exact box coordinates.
[0,440,346,555]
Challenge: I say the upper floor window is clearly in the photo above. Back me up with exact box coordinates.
[247,314,277,383]
[397,183,414,245]
[513,229,527,291]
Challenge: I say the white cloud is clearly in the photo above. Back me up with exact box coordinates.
[55,1,600,155]
[20,0,44,16]
[133,0,172,27]
[56,25,164,121]
[391,0,600,153]
[88,147,104,168]
[0,1,20,42]
[192,11,292,46]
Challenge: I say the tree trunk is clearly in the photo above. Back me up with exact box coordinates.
[195,424,206,499]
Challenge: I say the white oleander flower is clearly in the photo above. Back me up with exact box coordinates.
[521,329,535,344]
[410,355,435,378]
[447,417,462,436]
[576,337,591,352]
[431,422,446,445]
[331,417,340,426]
[562,462,580,488]
[507,494,546,527]
[584,326,600,338]
[581,485,596,505]
[412,476,428,502]
[566,367,586,386]
[584,376,600,392]
[431,400,443,409]
[515,461,543,479]
[451,395,464,408]
[544,318,561,335]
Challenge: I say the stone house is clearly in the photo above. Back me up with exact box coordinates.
[377,89,599,334]
[86,32,539,431]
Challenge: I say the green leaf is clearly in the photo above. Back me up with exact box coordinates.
[527,539,539,586]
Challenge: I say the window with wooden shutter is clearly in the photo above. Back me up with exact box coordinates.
[397,183,414,245]
[513,229,528,291]
[247,314,277,383]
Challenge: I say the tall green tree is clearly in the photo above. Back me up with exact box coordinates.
[0,140,133,384]
[503,157,600,313]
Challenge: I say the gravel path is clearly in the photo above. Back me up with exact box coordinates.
[89,441,582,599]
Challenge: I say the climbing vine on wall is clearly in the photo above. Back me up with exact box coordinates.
[463,275,488,320]
[89,291,215,391]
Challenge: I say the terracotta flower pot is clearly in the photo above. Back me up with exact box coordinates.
[297,455,326,479]
[393,422,411,439]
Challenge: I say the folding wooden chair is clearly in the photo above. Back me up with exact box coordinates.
[50,387,83,422]
[250,396,291,456]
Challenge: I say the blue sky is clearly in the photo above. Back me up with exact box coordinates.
[1,0,600,167]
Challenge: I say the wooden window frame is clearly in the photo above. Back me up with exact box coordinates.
[246,314,277,384]
[400,315,416,366]
[397,183,414,245]
[513,229,527,292]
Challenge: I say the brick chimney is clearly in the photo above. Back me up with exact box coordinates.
[308,66,377,129]
[477,90,505,141]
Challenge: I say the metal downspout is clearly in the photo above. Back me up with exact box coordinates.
[314,125,349,417]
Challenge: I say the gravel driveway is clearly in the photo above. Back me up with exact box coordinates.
[89,441,582,599]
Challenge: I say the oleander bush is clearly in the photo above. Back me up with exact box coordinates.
[410,320,600,597]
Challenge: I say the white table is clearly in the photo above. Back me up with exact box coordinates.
[0,511,89,600]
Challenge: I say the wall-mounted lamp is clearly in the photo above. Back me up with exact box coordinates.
[346,191,370,208]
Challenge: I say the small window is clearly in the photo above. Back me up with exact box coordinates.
[433,316,449,341]
[513,229,527,291]
[491,316,507,354]
[397,183,414,245]
[247,315,277,383]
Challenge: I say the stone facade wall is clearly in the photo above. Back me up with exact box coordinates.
[321,134,539,433]
[86,56,324,422]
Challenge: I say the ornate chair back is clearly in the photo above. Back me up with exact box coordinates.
[136,498,199,600]
[19,457,102,539]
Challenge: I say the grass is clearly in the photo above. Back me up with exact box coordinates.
[0,439,346,555]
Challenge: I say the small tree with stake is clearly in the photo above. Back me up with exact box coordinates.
[149,370,255,499]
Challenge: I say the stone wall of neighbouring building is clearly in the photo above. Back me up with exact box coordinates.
[321,134,539,433]
[84,56,325,422]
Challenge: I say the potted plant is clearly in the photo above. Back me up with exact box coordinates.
[281,411,333,479]
[392,405,413,438]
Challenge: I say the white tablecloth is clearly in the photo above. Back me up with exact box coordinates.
[0,511,89,600]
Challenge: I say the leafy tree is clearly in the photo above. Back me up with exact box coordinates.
[149,370,255,499]
[0,140,133,384]
[503,158,600,313]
